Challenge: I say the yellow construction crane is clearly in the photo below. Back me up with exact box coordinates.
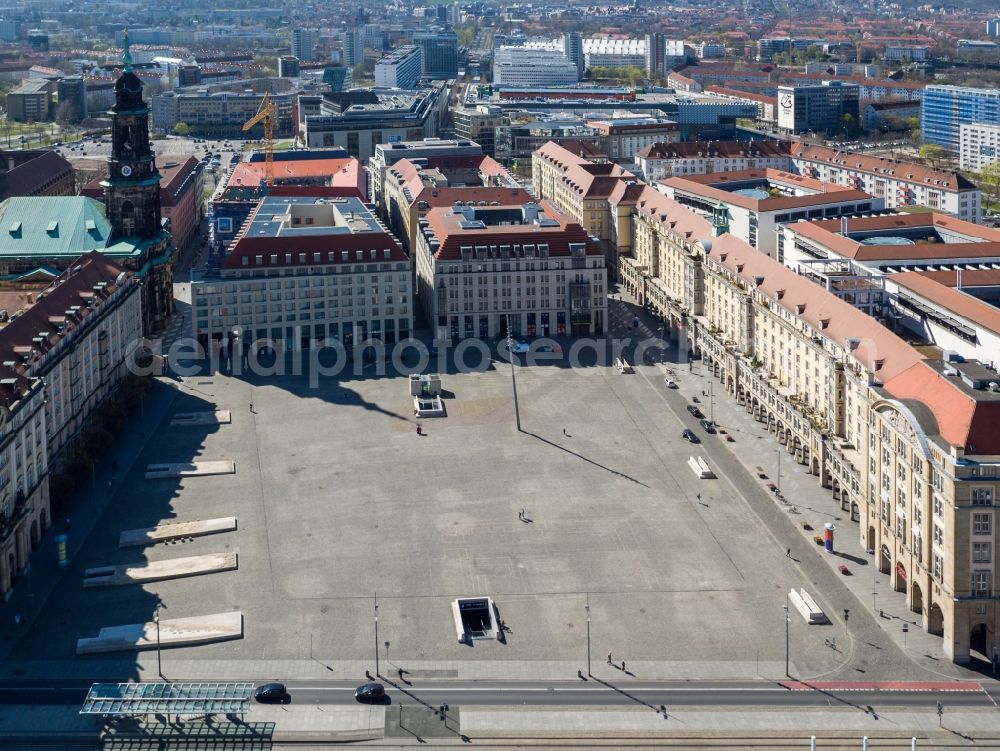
[242,92,276,187]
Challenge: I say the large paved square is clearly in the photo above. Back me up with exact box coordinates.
[14,349,862,678]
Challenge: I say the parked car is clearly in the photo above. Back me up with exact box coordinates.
[253,683,288,703]
[699,419,716,434]
[686,404,703,419]
[355,682,385,702]
[664,378,677,389]
[682,428,700,443]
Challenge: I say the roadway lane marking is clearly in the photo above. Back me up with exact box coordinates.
[300,687,804,693]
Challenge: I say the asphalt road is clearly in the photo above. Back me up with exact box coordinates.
[1,678,991,710]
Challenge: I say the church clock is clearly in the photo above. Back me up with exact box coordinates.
[102,30,162,240]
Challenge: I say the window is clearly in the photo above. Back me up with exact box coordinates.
[972,487,994,506]
[972,571,992,597]
[933,524,943,546]
[933,552,944,581]
[974,542,992,563]
[217,217,232,233]
[974,513,992,535]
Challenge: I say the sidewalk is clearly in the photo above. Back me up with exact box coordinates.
[0,377,180,665]
[613,291,982,683]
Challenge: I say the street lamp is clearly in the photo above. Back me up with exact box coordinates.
[154,605,163,679]
[374,592,380,678]
[505,314,521,432]
[585,594,592,677]
[775,448,781,494]
[783,597,790,677]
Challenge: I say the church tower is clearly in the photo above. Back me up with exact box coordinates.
[103,30,162,240]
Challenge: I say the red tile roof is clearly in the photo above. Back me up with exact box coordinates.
[0,251,130,407]
[422,199,602,262]
[885,362,1000,454]
[229,156,363,192]
[705,233,923,382]
[889,271,1000,337]
[791,143,978,192]
[661,168,871,212]
[789,213,1000,262]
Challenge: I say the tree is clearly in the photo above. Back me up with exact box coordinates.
[979,160,1000,214]
[173,121,191,136]
[841,112,856,137]
[918,143,946,166]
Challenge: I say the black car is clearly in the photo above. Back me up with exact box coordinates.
[687,404,704,419]
[254,682,288,703]
[355,682,386,702]
[682,428,700,443]
[700,419,716,434]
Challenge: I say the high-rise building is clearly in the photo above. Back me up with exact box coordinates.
[323,66,353,92]
[177,63,201,87]
[413,29,458,78]
[777,81,860,135]
[453,105,503,157]
[922,85,1000,156]
[959,122,1000,172]
[563,32,584,80]
[292,28,315,61]
[56,76,87,122]
[375,46,423,89]
[278,56,300,78]
[343,28,364,67]
[644,34,686,75]
[987,18,1000,38]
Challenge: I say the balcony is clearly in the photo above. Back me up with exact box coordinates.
[0,492,29,542]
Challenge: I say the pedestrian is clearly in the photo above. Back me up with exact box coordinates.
[607,652,612,665]
[786,548,791,558]
[621,660,626,672]
[562,427,566,436]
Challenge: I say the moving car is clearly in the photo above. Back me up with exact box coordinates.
[686,405,703,419]
[253,683,288,703]
[355,682,385,702]
[664,378,677,389]
[699,419,716,434]
[503,340,530,354]
[682,428,700,443]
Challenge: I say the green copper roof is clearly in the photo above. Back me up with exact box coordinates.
[122,28,133,72]
[0,197,125,257]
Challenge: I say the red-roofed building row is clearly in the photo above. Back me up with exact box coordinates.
[596,148,999,663]
[0,251,142,599]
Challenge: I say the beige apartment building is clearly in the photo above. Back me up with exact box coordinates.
[610,170,1000,665]
[415,200,607,340]
[532,141,637,277]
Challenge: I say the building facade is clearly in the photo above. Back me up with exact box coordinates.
[922,85,1000,156]
[791,143,981,223]
[56,76,88,121]
[299,86,445,161]
[375,46,423,90]
[6,79,52,122]
[191,196,413,351]
[634,140,792,183]
[492,48,580,88]
[413,29,458,79]
[609,171,1000,664]
[292,29,315,62]
[777,82,860,135]
[959,122,1000,173]
[586,118,680,163]
[415,200,607,341]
